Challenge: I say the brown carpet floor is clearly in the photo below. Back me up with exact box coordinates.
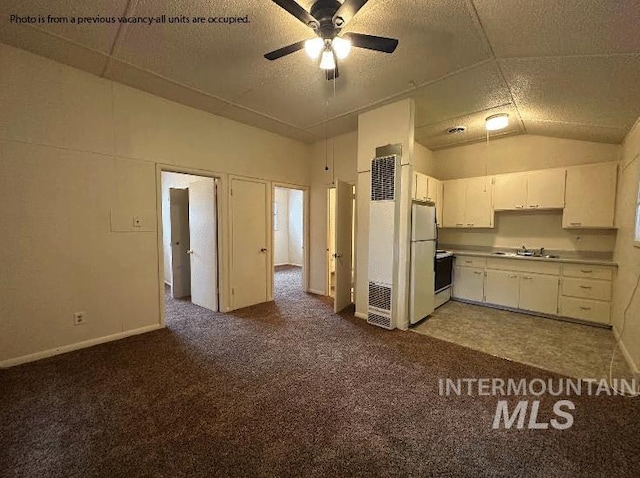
[1,266,639,477]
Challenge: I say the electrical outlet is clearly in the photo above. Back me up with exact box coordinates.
[74,311,86,326]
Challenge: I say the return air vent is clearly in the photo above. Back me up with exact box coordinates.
[371,156,396,201]
[368,282,392,311]
[367,312,392,330]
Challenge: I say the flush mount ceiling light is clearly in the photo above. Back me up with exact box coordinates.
[265,0,399,80]
[485,113,509,131]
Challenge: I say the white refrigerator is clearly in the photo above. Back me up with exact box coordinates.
[409,202,437,325]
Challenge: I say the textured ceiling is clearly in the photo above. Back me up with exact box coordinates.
[1,0,639,149]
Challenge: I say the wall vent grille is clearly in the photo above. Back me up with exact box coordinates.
[367,312,392,329]
[368,282,392,311]
[371,156,396,201]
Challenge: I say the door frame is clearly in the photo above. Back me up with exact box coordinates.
[271,182,310,298]
[156,165,224,327]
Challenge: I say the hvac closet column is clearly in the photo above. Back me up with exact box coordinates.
[355,99,416,329]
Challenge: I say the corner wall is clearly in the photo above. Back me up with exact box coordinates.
[612,117,640,375]
[0,43,311,365]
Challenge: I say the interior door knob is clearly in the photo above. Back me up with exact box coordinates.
[333,253,342,258]
[260,248,268,253]
[186,250,194,254]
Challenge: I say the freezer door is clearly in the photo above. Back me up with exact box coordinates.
[410,240,436,324]
[411,204,437,241]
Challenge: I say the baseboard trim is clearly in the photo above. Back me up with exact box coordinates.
[613,327,639,378]
[0,324,164,368]
[355,312,367,320]
[308,288,326,296]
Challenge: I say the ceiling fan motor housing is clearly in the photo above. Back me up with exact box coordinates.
[310,0,342,38]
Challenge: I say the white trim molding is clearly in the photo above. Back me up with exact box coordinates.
[0,324,163,368]
[613,326,640,378]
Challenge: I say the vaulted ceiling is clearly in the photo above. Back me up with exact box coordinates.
[1,0,640,149]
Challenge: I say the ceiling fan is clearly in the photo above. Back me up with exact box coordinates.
[264,0,399,80]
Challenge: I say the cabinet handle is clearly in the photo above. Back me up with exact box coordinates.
[473,271,482,275]
[467,223,474,226]
[515,205,524,209]
[522,276,532,280]
[509,275,518,279]
[570,222,582,226]
[456,223,464,226]
[579,306,592,311]
[528,204,539,208]
[580,270,593,273]
[579,285,592,289]
[465,260,473,264]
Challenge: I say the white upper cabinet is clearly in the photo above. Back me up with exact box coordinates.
[442,177,494,228]
[493,169,565,211]
[493,173,527,210]
[563,162,618,229]
[413,172,444,226]
[442,179,466,227]
[527,169,566,210]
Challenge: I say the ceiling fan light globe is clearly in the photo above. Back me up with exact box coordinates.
[319,50,336,70]
[485,113,509,131]
[332,37,352,59]
[304,38,324,59]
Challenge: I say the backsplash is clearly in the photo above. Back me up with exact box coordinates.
[438,210,617,253]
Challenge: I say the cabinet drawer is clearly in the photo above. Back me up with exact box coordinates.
[486,258,561,276]
[562,264,614,281]
[562,278,612,301]
[560,297,611,325]
[455,256,486,268]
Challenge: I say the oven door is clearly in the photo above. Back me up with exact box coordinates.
[435,255,453,292]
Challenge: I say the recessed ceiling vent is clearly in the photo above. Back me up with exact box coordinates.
[447,126,466,134]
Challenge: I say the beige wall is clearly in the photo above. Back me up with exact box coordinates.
[0,44,311,365]
[414,142,436,176]
[309,132,357,294]
[431,134,619,180]
[612,117,640,375]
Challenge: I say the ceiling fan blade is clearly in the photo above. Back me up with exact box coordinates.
[343,33,399,53]
[264,40,306,60]
[332,0,369,28]
[270,0,318,29]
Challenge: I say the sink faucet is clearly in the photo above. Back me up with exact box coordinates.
[539,247,545,256]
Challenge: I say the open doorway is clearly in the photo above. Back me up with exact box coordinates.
[272,186,304,297]
[161,171,219,318]
[327,181,356,312]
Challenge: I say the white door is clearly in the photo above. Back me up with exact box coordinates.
[231,178,268,309]
[334,179,353,313]
[485,269,520,308]
[464,177,493,228]
[452,266,484,302]
[527,169,565,209]
[169,188,191,299]
[519,273,559,315]
[188,180,218,311]
[410,240,436,324]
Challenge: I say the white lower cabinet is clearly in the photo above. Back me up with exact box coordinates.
[519,273,560,315]
[485,269,520,308]
[452,266,484,302]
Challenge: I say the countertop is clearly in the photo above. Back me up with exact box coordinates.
[445,249,617,267]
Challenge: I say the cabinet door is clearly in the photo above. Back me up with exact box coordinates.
[527,169,565,210]
[442,180,466,228]
[452,266,485,302]
[426,176,439,202]
[434,178,444,227]
[563,162,617,228]
[485,269,520,308]
[415,173,429,201]
[494,173,527,211]
[519,273,559,315]
[464,177,494,228]
[411,172,418,200]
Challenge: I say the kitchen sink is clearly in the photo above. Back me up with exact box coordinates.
[491,251,560,259]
